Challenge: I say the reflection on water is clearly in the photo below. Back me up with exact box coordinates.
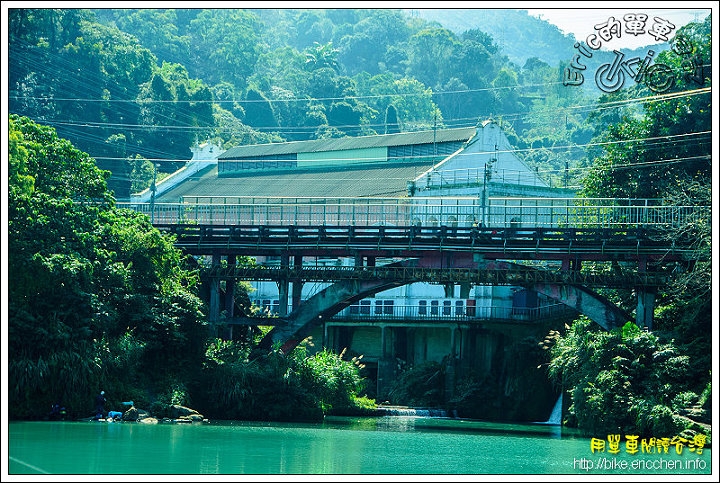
[326,415,569,439]
[8,418,712,476]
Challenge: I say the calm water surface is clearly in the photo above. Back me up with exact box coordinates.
[8,417,712,476]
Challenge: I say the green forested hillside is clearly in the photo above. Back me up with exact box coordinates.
[405,8,577,66]
[17,8,696,200]
[9,8,596,198]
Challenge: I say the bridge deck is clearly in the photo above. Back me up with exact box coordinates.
[155,223,688,262]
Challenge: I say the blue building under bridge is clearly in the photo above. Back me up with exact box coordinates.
[127,120,630,419]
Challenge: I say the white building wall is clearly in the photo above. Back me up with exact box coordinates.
[413,120,550,193]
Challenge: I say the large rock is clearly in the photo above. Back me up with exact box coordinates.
[119,404,206,423]
[122,407,139,421]
[170,404,204,420]
[122,406,151,421]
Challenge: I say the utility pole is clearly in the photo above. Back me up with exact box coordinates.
[482,162,488,225]
[433,110,437,157]
[481,145,497,226]
[150,163,158,224]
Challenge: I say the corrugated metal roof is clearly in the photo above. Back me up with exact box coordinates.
[156,162,436,201]
[219,127,476,159]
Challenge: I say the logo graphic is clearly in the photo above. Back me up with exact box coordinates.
[563,14,705,93]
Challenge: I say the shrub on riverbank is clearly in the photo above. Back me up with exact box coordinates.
[194,339,375,421]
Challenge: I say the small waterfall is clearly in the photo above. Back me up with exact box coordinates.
[538,393,562,425]
[377,406,449,418]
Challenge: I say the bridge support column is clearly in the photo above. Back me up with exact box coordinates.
[224,255,237,340]
[209,252,221,337]
[224,255,236,317]
[445,327,458,399]
[292,255,303,313]
[636,288,656,330]
[635,258,655,331]
[377,325,395,401]
[459,283,471,299]
[277,254,290,317]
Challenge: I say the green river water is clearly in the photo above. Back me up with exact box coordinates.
[6,417,713,477]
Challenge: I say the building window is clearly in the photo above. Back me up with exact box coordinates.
[455,300,465,316]
[360,300,371,315]
[383,300,394,315]
[374,300,395,315]
[431,300,439,316]
[419,300,427,316]
[443,300,452,316]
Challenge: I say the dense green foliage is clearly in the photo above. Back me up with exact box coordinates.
[8,114,207,418]
[7,8,713,435]
[409,9,577,67]
[548,319,711,439]
[197,341,375,421]
[580,16,712,200]
[9,8,600,196]
[8,115,374,422]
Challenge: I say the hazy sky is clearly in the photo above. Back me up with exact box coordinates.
[526,7,712,50]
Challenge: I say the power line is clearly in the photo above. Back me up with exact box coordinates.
[20,87,710,134]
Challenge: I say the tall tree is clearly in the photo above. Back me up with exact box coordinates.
[8,115,206,419]
[243,88,279,133]
[188,9,262,90]
[304,41,340,72]
[406,27,461,89]
[385,104,400,134]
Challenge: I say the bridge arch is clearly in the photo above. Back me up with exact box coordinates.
[258,261,410,353]
[258,259,632,354]
[529,282,631,331]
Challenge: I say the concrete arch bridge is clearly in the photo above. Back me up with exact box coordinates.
[118,196,708,354]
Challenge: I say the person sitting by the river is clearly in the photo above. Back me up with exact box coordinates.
[94,390,106,419]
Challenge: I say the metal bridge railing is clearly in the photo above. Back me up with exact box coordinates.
[253,301,575,324]
[117,197,708,230]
